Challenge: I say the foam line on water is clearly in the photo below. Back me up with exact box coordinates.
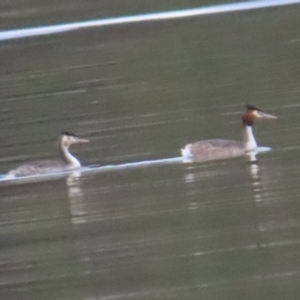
[256,146,271,153]
[85,157,184,173]
[0,157,184,183]
[0,0,299,41]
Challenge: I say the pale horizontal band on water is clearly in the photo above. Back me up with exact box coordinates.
[0,146,272,183]
[0,0,299,41]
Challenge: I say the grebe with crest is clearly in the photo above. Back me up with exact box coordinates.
[6,132,89,178]
[181,105,277,161]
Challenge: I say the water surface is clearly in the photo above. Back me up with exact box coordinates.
[1,2,300,299]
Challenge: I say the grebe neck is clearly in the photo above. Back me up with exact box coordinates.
[243,125,257,151]
[59,145,81,168]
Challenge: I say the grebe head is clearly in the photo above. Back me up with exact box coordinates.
[60,132,90,148]
[242,105,277,126]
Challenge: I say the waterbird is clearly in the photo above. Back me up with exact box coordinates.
[181,105,277,161]
[6,132,89,178]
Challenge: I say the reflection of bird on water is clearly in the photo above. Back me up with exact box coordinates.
[181,105,277,161]
[6,132,89,178]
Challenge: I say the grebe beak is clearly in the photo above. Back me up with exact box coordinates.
[252,110,277,120]
[259,112,277,119]
[76,138,90,143]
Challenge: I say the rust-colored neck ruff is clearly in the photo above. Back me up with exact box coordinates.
[242,111,254,126]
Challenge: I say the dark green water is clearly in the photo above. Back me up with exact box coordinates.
[1,2,300,299]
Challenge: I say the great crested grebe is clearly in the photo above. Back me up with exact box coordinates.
[7,132,89,178]
[181,105,277,161]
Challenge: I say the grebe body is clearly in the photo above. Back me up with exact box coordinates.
[7,132,89,178]
[181,105,276,161]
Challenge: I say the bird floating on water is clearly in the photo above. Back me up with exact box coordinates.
[6,132,89,178]
[181,105,277,161]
